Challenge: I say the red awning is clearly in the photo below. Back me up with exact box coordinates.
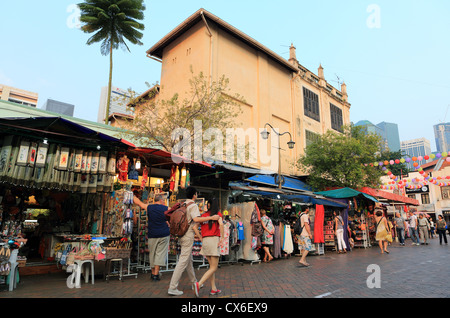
[358,187,419,206]
[132,147,212,168]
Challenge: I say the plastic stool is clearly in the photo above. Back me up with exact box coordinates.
[105,258,123,282]
[73,259,95,288]
[7,250,19,291]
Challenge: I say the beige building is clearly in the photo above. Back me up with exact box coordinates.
[0,84,38,108]
[136,9,351,176]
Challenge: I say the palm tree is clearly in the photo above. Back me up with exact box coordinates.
[78,0,145,124]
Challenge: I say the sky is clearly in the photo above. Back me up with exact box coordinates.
[1,0,449,152]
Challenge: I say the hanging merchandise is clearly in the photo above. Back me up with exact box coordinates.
[185,169,190,188]
[169,166,176,191]
[141,166,149,189]
[128,158,139,180]
[117,155,129,182]
[174,166,180,192]
[180,167,187,189]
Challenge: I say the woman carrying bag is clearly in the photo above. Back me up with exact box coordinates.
[375,209,392,254]
[260,209,275,262]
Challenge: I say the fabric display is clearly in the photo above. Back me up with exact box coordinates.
[0,135,115,194]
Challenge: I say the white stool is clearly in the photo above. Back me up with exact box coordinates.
[73,259,95,288]
[7,250,19,291]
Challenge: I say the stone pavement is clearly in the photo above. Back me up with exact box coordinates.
[1,237,449,300]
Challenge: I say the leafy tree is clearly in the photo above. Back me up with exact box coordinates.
[297,124,384,191]
[121,69,245,160]
[378,150,410,177]
[78,0,145,124]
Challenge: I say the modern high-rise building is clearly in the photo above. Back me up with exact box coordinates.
[401,138,432,170]
[0,84,38,107]
[97,86,133,124]
[41,98,74,116]
[354,120,388,151]
[376,121,400,152]
[434,122,450,153]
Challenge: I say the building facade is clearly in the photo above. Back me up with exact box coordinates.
[354,120,388,151]
[434,122,450,153]
[140,9,351,176]
[376,121,401,152]
[401,138,432,171]
[0,84,38,108]
[42,98,74,116]
[97,86,133,124]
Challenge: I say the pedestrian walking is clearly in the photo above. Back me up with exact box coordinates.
[133,193,170,281]
[427,216,435,238]
[436,215,448,245]
[194,198,224,297]
[417,213,430,245]
[375,209,390,254]
[393,212,407,246]
[297,207,312,266]
[167,187,220,296]
[260,209,275,262]
[407,211,420,246]
[333,211,347,253]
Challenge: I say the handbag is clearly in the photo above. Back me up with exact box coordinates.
[385,219,393,243]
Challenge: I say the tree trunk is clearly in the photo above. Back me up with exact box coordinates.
[104,42,113,124]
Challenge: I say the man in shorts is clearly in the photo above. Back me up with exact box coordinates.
[298,207,312,267]
[133,193,170,281]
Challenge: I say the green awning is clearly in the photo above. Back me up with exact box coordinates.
[314,187,379,202]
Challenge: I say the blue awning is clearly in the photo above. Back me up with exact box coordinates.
[246,190,347,208]
[245,174,312,192]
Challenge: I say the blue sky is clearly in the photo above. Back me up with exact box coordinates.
[1,0,449,152]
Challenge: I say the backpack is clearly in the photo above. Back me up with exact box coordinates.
[165,201,194,237]
[294,213,305,235]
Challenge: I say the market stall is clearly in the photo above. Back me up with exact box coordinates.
[315,187,380,249]
[0,117,135,289]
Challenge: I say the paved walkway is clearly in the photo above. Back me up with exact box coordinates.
[1,238,449,299]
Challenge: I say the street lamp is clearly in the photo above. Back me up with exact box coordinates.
[260,123,295,189]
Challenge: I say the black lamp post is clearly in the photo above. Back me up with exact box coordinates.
[260,123,295,189]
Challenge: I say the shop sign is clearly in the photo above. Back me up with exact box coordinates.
[405,185,429,194]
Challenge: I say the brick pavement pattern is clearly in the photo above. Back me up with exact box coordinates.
[1,239,449,298]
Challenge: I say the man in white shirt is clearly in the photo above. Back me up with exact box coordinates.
[168,186,220,296]
[408,211,420,246]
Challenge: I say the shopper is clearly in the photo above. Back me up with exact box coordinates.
[408,211,420,246]
[167,187,220,296]
[375,209,390,254]
[133,193,170,281]
[393,212,407,246]
[418,213,430,245]
[436,215,448,245]
[428,216,435,238]
[260,209,275,262]
[333,211,347,253]
[194,198,224,297]
[297,207,312,266]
